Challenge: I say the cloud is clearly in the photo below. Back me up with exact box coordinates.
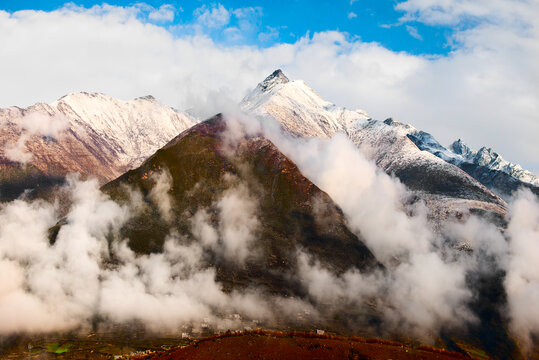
[216,178,260,264]
[396,0,538,26]
[149,169,174,222]
[270,131,433,263]
[218,113,539,347]
[3,111,69,163]
[5,135,32,163]
[405,24,422,40]
[193,4,231,29]
[348,12,358,19]
[148,4,176,23]
[0,175,307,335]
[504,189,539,350]
[190,175,261,265]
[221,113,476,340]
[258,26,279,43]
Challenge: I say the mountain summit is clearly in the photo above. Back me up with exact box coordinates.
[0,92,196,200]
[258,69,289,91]
[241,70,508,224]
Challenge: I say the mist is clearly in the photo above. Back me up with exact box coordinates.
[4,111,69,163]
[0,112,537,353]
[221,112,539,347]
[0,174,311,336]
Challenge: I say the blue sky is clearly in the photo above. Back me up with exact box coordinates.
[3,0,453,55]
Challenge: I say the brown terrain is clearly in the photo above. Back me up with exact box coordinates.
[139,331,480,360]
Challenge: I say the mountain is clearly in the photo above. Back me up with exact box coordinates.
[0,92,196,200]
[240,70,523,224]
[241,69,370,139]
[418,135,539,196]
[100,114,379,295]
[407,132,539,198]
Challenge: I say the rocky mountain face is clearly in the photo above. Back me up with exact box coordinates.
[0,92,196,200]
[241,70,371,139]
[408,133,539,198]
[99,114,379,295]
[240,70,535,224]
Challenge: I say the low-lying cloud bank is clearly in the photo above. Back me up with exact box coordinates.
[0,114,537,352]
[0,175,312,335]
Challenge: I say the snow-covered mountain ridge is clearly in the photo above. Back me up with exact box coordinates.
[408,131,539,196]
[450,139,539,187]
[240,70,527,222]
[0,92,196,193]
[241,69,371,139]
[51,92,196,168]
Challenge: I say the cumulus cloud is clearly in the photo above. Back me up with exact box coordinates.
[193,4,231,29]
[148,4,176,23]
[0,2,537,171]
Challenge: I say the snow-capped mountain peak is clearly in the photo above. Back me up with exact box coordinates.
[448,139,539,188]
[0,92,197,183]
[241,69,370,139]
[258,69,289,92]
[450,139,474,159]
[241,70,511,221]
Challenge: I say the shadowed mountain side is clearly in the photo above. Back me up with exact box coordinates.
[100,114,380,295]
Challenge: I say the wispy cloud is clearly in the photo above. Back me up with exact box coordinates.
[148,4,176,23]
[193,4,231,28]
[405,24,422,40]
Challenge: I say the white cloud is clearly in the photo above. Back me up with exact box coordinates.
[149,169,174,222]
[258,26,279,43]
[405,24,422,40]
[193,4,230,29]
[148,4,175,23]
[505,189,539,350]
[0,176,307,334]
[4,111,69,163]
[222,113,475,340]
[348,12,358,19]
[396,0,538,26]
[0,2,537,172]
